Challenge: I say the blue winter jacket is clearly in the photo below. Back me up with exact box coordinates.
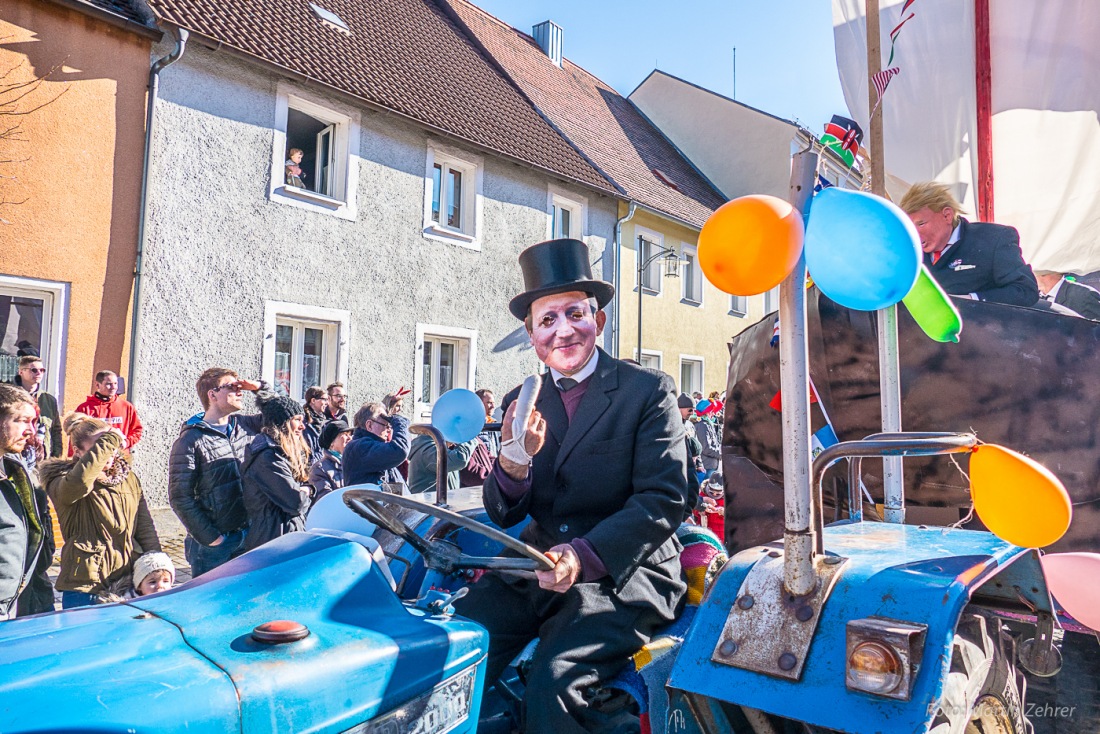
[343,415,410,489]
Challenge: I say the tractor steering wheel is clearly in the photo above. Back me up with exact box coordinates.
[342,489,554,575]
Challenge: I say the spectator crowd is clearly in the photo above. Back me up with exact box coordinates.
[3,352,603,617]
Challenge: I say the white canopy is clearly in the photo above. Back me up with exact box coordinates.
[833,0,1100,274]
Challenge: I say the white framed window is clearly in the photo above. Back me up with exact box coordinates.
[423,143,483,249]
[270,84,360,219]
[633,348,663,371]
[763,287,780,314]
[679,355,705,397]
[681,243,703,306]
[262,302,350,401]
[547,188,587,240]
[634,227,665,295]
[414,324,478,421]
[729,295,748,317]
[0,275,68,400]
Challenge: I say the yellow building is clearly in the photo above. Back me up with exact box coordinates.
[618,206,775,397]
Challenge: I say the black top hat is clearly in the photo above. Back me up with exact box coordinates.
[508,239,615,320]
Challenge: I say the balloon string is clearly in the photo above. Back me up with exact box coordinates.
[948,452,975,531]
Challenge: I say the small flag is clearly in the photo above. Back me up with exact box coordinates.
[768,383,818,412]
[886,6,917,66]
[814,174,834,193]
[820,115,864,168]
[770,318,780,347]
[872,67,900,104]
[810,424,839,460]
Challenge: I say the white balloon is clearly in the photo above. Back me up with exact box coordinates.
[305,485,379,536]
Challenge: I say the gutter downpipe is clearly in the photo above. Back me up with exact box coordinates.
[612,201,638,358]
[128,28,188,404]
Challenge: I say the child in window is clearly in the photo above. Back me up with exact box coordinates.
[285,148,305,187]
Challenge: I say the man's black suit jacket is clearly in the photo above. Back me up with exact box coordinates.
[483,348,689,613]
[1055,279,1100,321]
[925,218,1039,306]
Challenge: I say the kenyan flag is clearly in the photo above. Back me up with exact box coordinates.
[819,115,864,168]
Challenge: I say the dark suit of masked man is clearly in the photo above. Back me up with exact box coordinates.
[455,238,690,734]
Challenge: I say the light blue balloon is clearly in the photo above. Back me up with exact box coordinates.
[804,187,921,311]
[431,388,485,444]
[696,400,710,413]
[305,486,377,536]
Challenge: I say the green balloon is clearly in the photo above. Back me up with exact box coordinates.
[902,265,963,343]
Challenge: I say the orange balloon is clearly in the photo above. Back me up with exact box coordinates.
[970,444,1072,548]
[697,195,804,297]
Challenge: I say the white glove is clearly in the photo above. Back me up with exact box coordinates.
[499,375,542,466]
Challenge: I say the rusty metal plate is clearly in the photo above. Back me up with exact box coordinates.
[710,551,847,680]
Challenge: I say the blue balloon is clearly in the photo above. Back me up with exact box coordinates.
[431,388,485,444]
[696,400,710,413]
[305,486,377,536]
[804,187,921,311]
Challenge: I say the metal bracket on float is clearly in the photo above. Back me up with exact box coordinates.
[711,549,848,680]
[1018,609,1063,678]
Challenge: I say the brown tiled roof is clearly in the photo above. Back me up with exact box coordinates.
[144,0,617,195]
[440,0,727,228]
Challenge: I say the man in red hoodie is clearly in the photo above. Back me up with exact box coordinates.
[74,370,143,451]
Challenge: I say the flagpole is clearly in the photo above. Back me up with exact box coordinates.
[866,0,884,196]
[867,0,905,524]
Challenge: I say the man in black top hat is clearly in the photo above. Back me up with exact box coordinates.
[454,238,691,734]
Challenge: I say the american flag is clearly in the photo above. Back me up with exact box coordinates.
[872,67,901,105]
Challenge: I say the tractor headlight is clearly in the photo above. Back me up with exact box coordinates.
[847,640,903,694]
[845,617,927,700]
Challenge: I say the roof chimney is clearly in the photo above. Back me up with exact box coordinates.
[532,20,563,67]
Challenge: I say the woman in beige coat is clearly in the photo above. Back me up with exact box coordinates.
[40,413,161,609]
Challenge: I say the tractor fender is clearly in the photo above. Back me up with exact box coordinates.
[670,522,1047,733]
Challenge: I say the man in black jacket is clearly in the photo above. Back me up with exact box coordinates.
[900,182,1039,306]
[1036,271,1100,320]
[454,239,690,734]
[168,368,268,576]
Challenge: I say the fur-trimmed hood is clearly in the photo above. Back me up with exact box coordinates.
[37,457,77,491]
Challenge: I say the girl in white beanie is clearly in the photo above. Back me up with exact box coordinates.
[132,552,175,596]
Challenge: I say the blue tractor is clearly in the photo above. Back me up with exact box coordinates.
[2,149,1097,733]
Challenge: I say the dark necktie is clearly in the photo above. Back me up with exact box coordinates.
[558,377,578,392]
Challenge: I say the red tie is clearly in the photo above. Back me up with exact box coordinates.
[932,249,943,265]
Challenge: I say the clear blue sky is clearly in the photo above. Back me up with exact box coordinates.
[469,0,850,131]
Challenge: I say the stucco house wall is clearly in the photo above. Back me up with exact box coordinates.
[135,42,617,510]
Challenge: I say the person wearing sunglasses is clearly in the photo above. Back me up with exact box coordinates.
[344,398,409,492]
[15,355,61,459]
[168,368,269,576]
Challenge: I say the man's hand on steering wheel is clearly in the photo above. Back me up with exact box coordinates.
[537,543,581,592]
